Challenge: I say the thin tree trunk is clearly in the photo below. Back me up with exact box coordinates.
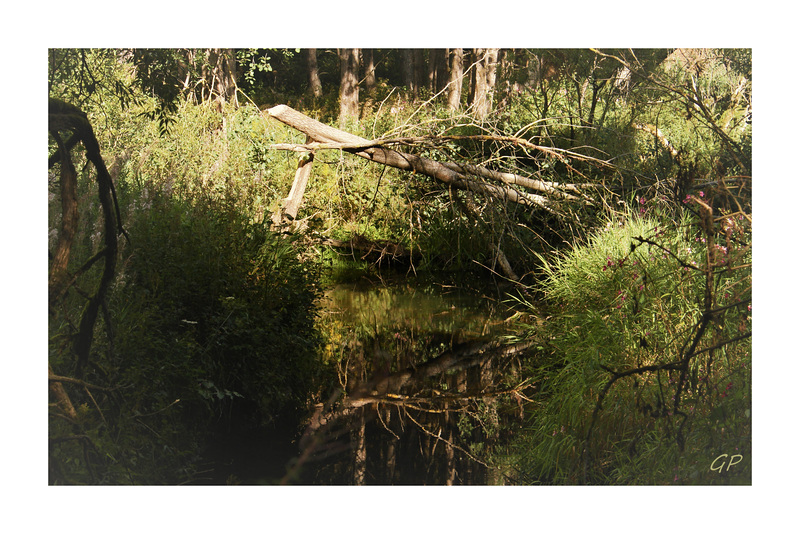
[49,99,120,377]
[49,363,78,421]
[363,48,376,95]
[445,426,456,485]
[427,49,438,92]
[222,48,238,106]
[402,49,414,92]
[435,48,449,93]
[206,48,238,106]
[271,137,315,229]
[307,48,323,98]
[445,371,458,485]
[338,48,360,126]
[427,49,447,93]
[447,48,464,111]
[413,49,426,98]
[379,406,397,482]
[469,49,484,111]
[485,48,499,91]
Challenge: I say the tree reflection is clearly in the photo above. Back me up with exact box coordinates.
[284,276,537,484]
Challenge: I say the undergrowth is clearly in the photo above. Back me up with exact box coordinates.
[496,195,751,484]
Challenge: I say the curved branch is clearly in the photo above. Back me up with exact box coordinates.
[49,98,121,376]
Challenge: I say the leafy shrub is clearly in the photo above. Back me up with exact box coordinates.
[48,99,324,484]
[499,197,751,484]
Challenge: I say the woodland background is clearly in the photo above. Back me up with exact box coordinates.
[9,4,799,532]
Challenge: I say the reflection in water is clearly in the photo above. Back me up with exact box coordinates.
[321,277,510,341]
[285,273,535,485]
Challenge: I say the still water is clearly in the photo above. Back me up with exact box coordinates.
[205,270,534,485]
[282,271,531,485]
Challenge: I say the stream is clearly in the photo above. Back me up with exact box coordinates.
[204,269,533,485]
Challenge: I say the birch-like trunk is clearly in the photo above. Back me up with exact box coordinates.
[447,48,464,111]
[338,48,360,126]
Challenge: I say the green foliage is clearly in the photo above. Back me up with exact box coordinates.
[120,193,322,412]
[497,198,751,484]
[50,194,323,483]
[236,48,302,90]
[237,48,275,87]
[496,48,751,197]
[49,48,753,485]
[49,49,138,113]
[48,95,323,484]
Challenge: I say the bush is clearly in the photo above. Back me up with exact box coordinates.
[498,196,751,484]
[48,100,324,484]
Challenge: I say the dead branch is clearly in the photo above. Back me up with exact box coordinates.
[47,371,115,391]
[403,409,491,468]
[269,133,598,202]
[49,364,78,422]
[633,123,680,159]
[266,105,563,211]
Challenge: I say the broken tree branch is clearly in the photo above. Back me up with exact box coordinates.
[271,135,315,229]
[266,105,567,211]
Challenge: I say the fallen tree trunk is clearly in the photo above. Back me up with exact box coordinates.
[438,160,584,201]
[265,104,609,280]
[633,123,680,159]
[266,104,556,211]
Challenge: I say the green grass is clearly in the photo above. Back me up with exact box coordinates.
[496,200,751,484]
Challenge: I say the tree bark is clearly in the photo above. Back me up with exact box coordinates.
[634,123,680,159]
[362,48,376,96]
[49,98,120,376]
[447,48,464,111]
[428,49,447,93]
[469,49,485,112]
[427,49,438,92]
[386,416,397,482]
[469,48,500,120]
[485,48,499,94]
[307,48,323,98]
[401,49,414,93]
[266,105,553,210]
[49,364,77,422]
[271,138,315,229]
[436,48,449,93]
[49,130,79,304]
[444,414,456,485]
[413,49,426,98]
[205,48,238,106]
[338,48,360,126]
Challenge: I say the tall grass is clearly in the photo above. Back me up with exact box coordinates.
[497,196,751,484]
